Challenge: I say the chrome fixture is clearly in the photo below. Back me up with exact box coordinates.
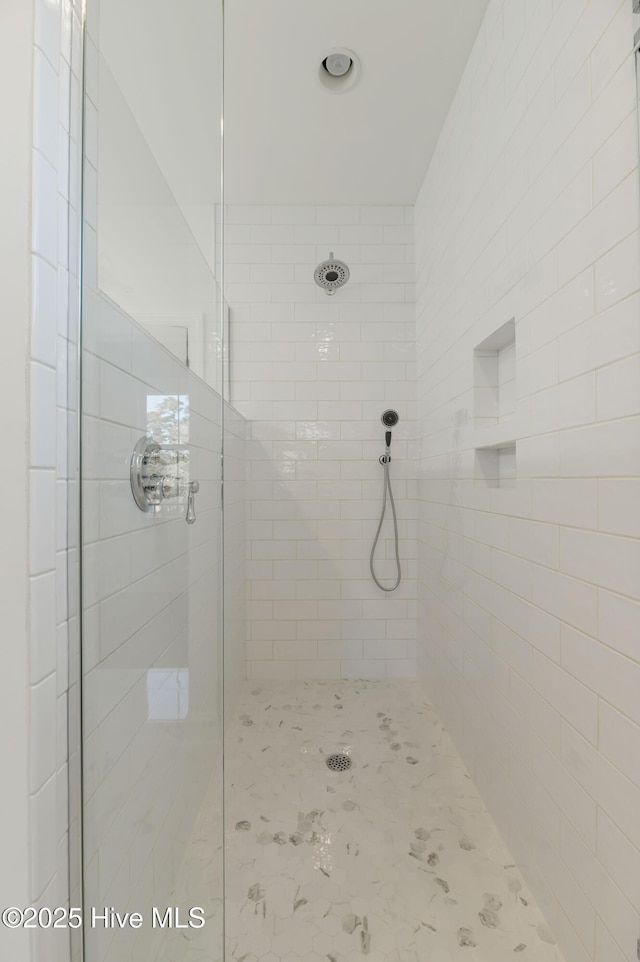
[370,412,401,591]
[130,436,199,523]
[314,252,350,295]
[326,753,353,772]
[186,481,200,525]
[381,409,399,427]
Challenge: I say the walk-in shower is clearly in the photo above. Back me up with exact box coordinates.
[71,3,640,962]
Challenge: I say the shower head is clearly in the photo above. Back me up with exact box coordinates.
[381,410,399,427]
[314,252,350,296]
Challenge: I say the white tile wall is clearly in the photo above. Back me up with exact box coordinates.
[79,9,230,958]
[225,204,417,680]
[24,4,640,962]
[82,296,226,962]
[28,1,84,961]
[415,3,640,962]
[223,403,247,715]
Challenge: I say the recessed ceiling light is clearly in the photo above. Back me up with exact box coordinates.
[323,52,352,77]
[318,48,360,93]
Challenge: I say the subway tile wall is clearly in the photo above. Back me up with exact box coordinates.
[223,402,248,715]
[80,4,233,956]
[82,293,227,962]
[225,205,417,680]
[29,1,84,960]
[415,2,640,961]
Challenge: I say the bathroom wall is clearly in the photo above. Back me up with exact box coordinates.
[80,6,228,957]
[415,2,640,961]
[82,294,225,962]
[225,204,417,680]
[223,403,248,712]
[24,1,85,961]
[1,3,36,959]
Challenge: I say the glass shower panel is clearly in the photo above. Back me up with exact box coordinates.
[81,3,224,961]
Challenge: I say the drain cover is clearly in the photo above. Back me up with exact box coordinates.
[326,753,352,772]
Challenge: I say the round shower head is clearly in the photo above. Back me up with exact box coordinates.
[314,252,350,296]
[381,410,399,427]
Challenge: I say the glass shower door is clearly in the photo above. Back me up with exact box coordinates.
[80,2,224,960]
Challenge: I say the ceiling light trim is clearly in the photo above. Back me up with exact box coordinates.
[318,47,361,93]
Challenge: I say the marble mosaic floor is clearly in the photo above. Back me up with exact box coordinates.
[223,679,566,962]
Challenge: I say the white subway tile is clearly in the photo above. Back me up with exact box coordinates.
[30,674,57,793]
[531,565,596,636]
[562,722,640,853]
[532,652,597,744]
[273,640,317,660]
[31,572,58,685]
[250,660,296,680]
[560,527,640,598]
[598,588,640,662]
[590,4,634,100]
[341,659,386,679]
[561,816,637,962]
[532,735,596,850]
[530,373,595,434]
[30,362,57,468]
[32,150,58,266]
[562,623,640,727]
[33,48,59,169]
[599,702,640,792]
[595,917,630,962]
[593,111,638,205]
[316,206,360,225]
[595,230,640,314]
[557,174,639,287]
[34,0,61,67]
[598,479,640,537]
[560,418,640,477]
[29,775,58,900]
[30,470,57,576]
[531,480,597,530]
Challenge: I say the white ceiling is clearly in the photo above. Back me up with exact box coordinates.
[224,0,490,205]
[98,0,489,211]
[100,0,223,209]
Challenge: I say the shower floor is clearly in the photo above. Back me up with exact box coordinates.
[223,679,566,962]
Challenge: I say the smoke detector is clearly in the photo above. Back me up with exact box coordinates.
[318,47,360,93]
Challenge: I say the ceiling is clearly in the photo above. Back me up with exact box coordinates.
[98,0,489,211]
[224,0,490,205]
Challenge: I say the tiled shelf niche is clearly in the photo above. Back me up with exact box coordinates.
[474,319,518,488]
[475,442,517,488]
[473,318,516,427]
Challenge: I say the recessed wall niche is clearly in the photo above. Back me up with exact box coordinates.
[474,319,517,488]
[473,318,516,427]
[475,442,517,488]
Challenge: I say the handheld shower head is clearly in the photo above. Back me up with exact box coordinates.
[381,409,399,428]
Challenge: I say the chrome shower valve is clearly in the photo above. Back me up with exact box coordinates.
[130,436,198,523]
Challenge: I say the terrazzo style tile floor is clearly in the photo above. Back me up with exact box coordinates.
[159,679,567,962]
[224,679,566,962]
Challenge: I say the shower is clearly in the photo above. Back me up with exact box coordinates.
[370,410,402,592]
[313,251,350,294]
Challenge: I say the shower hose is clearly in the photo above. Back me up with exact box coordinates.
[369,452,402,591]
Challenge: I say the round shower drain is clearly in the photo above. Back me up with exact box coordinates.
[326,753,352,772]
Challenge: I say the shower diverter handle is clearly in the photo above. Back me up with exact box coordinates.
[186,481,200,524]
